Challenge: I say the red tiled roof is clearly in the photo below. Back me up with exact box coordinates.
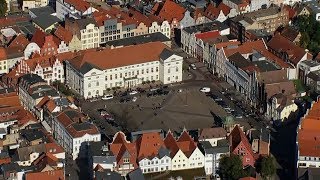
[128,8,153,27]
[45,142,65,154]
[65,0,90,12]
[164,131,179,157]
[0,16,30,28]
[267,33,309,65]
[110,132,137,168]
[298,101,320,157]
[8,34,29,48]
[215,40,241,50]
[15,109,37,127]
[195,31,220,40]
[31,29,46,47]
[69,42,169,70]
[218,2,231,15]
[283,5,296,19]
[229,125,254,157]
[224,40,267,57]
[56,109,99,138]
[36,96,50,109]
[176,130,197,157]
[156,0,186,22]
[25,169,64,180]
[54,26,73,43]
[135,132,164,160]
[0,47,7,61]
[204,4,220,20]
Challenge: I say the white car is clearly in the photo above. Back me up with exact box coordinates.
[190,64,196,70]
[200,87,211,93]
[102,94,113,100]
[129,90,138,95]
[132,96,138,102]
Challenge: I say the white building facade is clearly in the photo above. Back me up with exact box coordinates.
[66,42,183,99]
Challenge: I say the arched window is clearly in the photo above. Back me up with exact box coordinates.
[96,90,99,95]
[88,92,91,96]
[88,83,91,88]
[96,81,99,86]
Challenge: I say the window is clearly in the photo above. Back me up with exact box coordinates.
[168,68,170,73]
[88,92,91,96]
[151,68,154,72]
[96,90,99,94]
[120,73,122,78]
[167,77,170,81]
[88,83,91,87]
[125,72,127,77]
[146,69,149,73]
[115,74,118,79]
[137,70,139,75]
[156,67,158,72]
[176,67,179,72]
[110,75,112,80]
[142,69,144,74]
[175,76,178,80]
[123,158,130,163]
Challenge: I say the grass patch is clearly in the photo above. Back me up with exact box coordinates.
[144,168,206,180]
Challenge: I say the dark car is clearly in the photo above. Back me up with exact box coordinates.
[120,92,128,97]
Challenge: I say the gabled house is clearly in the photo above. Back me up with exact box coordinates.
[229,125,255,167]
[136,131,171,174]
[164,129,204,171]
[110,131,138,176]
[30,29,63,57]
[267,33,312,72]
[151,0,186,30]
[204,3,231,22]
[65,17,100,50]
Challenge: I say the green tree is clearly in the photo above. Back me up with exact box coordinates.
[260,156,276,180]
[0,0,7,17]
[219,154,244,180]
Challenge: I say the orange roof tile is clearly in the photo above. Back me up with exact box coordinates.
[176,131,197,157]
[267,33,309,65]
[204,4,220,20]
[164,131,179,157]
[218,2,231,15]
[8,34,29,48]
[0,47,7,61]
[157,0,186,22]
[45,142,65,154]
[135,132,164,160]
[195,31,220,40]
[224,40,267,57]
[31,28,46,47]
[229,125,255,157]
[65,0,90,12]
[69,42,169,70]
[215,41,241,50]
[54,25,73,43]
[25,169,64,180]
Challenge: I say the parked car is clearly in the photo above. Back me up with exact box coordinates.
[129,90,138,95]
[102,94,113,100]
[190,64,196,70]
[132,97,137,102]
[200,87,211,93]
[211,94,222,101]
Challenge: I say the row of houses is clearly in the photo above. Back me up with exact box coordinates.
[84,123,269,178]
